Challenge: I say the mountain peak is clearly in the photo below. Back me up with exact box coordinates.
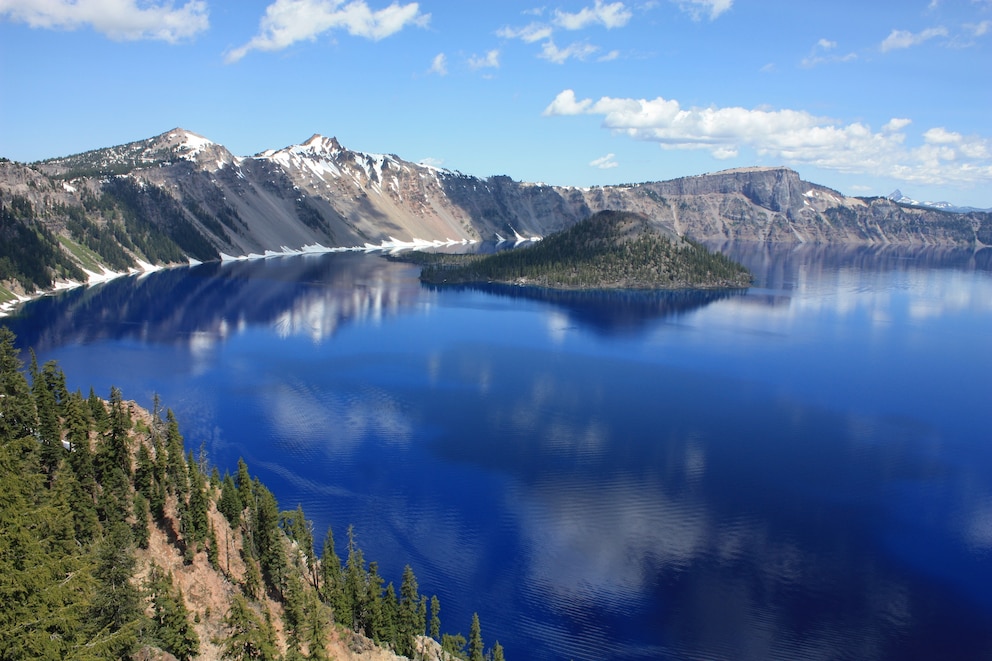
[298,134,342,155]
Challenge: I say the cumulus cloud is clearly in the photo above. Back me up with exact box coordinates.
[0,0,208,42]
[226,0,428,63]
[429,52,447,75]
[553,0,632,30]
[880,26,948,52]
[543,89,992,185]
[671,0,733,21]
[590,153,619,169]
[468,49,500,70]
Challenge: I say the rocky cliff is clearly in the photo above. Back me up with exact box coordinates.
[1,129,990,296]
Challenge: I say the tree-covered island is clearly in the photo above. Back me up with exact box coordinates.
[408,211,752,290]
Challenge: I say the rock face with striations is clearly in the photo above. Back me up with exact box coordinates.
[1,129,989,289]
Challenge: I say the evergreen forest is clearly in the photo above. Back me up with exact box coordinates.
[0,327,504,661]
[414,210,752,290]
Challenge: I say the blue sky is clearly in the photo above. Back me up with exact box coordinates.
[1,0,990,206]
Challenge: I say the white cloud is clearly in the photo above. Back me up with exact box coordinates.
[924,127,962,144]
[418,156,444,168]
[801,37,857,67]
[539,40,600,63]
[554,0,632,30]
[496,21,553,43]
[880,26,948,52]
[590,153,619,169]
[883,118,912,132]
[968,20,991,37]
[468,49,500,70]
[429,52,447,75]
[671,0,733,21]
[0,0,208,42]
[226,0,428,63]
[543,89,992,186]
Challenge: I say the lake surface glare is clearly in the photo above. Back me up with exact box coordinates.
[6,243,992,660]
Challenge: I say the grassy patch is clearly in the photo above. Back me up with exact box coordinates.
[57,234,104,273]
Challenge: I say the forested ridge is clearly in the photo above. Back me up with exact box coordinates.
[415,211,752,290]
[0,327,504,661]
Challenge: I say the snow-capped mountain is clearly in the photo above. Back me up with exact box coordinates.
[1,128,989,297]
[887,189,989,213]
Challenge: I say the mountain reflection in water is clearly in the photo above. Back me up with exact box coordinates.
[4,243,992,661]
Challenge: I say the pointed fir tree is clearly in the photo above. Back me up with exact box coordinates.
[469,612,485,661]
[320,525,348,623]
[430,594,441,640]
[219,472,243,527]
[147,564,200,661]
[223,594,278,661]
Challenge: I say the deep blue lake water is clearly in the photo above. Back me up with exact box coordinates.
[4,243,992,660]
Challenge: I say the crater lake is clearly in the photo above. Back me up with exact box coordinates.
[4,243,991,661]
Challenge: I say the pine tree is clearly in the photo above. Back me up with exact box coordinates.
[382,582,399,650]
[319,525,348,623]
[0,327,36,441]
[88,386,108,433]
[430,594,441,640]
[147,564,200,661]
[492,640,506,661]
[219,472,243,526]
[398,564,423,656]
[89,521,141,657]
[33,360,64,480]
[299,589,330,661]
[106,386,132,478]
[253,481,287,595]
[365,561,385,640]
[165,409,188,497]
[468,612,484,661]
[133,491,150,549]
[223,595,278,661]
[344,524,366,632]
[236,457,253,509]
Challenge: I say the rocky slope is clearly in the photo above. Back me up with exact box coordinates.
[2,129,990,297]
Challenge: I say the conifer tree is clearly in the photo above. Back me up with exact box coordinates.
[88,386,109,433]
[398,564,423,656]
[344,524,367,631]
[299,589,330,661]
[147,564,200,661]
[164,409,188,496]
[33,360,64,480]
[320,525,348,622]
[133,491,150,549]
[236,457,253,509]
[90,520,142,657]
[219,472,243,526]
[365,561,385,640]
[253,480,287,595]
[223,595,278,661]
[0,327,36,441]
[107,386,132,478]
[492,640,506,661]
[382,582,399,650]
[430,594,441,640]
[469,612,484,661]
